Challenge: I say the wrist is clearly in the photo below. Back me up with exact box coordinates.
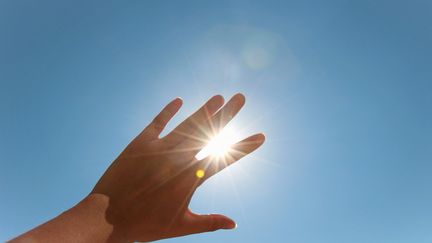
[78,193,129,243]
[11,193,128,243]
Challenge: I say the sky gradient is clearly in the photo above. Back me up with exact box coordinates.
[1,0,431,242]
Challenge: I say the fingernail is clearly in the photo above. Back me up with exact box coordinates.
[173,97,183,104]
[224,221,237,230]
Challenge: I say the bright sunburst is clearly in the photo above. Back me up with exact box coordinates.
[195,126,240,160]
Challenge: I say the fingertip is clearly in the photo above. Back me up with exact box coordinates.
[247,133,265,144]
[233,92,246,105]
[173,97,183,105]
[208,94,225,111]
[224,221,237,230]
[218,215,236,230]
[167,98,183,110]
[212,94,225,105]
[257,133,266,142]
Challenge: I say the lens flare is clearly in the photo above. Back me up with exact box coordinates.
[196,169,205,178]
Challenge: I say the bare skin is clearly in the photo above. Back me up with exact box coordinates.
[10,93,265,243]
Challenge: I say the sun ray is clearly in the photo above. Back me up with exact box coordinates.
[195,125,241,160]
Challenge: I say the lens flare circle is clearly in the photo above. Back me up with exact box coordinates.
[195,169,205,178]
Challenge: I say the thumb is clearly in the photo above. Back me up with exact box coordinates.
[184,211,237,234]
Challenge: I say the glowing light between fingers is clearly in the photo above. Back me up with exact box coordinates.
[195,126,240,161]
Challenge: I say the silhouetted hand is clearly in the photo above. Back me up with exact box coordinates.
[11,94,265,243]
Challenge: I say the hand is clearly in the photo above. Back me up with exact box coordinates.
[10,93,265,243]
[92,93,265,242]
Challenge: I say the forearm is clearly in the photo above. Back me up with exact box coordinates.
[10,194,126,243]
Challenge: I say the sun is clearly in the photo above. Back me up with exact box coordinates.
[195,126,240,160]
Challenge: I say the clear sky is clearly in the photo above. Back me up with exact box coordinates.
[1,0,431,242]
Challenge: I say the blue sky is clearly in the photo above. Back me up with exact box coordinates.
[1,0,431,242]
